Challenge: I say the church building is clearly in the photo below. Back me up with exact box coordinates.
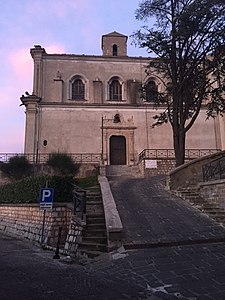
[20,31,224,167]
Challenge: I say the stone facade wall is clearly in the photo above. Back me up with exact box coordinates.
[199,179,225,208]
[0,203,73,246]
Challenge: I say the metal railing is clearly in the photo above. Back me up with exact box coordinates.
[203,157,225,182]
[71,184,87,220]
[138,149,220,162]
[0,153,102,164]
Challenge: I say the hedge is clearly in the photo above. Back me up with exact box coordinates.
[0,175,74,204]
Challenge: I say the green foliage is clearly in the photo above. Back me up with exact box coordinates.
[47,152,80,176]
[0,155,32,180]
[74,176,99,189]
[0,176,74,204]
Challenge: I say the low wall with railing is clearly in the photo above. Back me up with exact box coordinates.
[167,150,225,190]
[0,203,73,246]
[138,149,220,178]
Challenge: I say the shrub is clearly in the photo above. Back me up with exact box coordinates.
[47,152,80,176]
[0,175,74,204]
[0,155,32,180]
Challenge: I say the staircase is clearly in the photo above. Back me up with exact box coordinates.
[76,186,108,258]
[106,165,143,180]
[175,187,225,226]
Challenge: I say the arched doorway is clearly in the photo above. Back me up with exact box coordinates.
[110,135,126,165]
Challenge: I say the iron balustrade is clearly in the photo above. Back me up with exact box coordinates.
[71,184,87,220]
[138,149,220,162]
[0,153,102,164]
[203,157,225,182]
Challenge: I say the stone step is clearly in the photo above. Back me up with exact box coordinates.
[106,165,142,178]
[86,223,106,230]
[86,200,103,205]
[83,228,107,237]
[78,242,108,252]
[82,236,107,244]
[203,210,225,215]
[86,217,105,224]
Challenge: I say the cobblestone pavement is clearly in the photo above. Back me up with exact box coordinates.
[0,233,145,300]
[89,241,225,300]
[2,175,225,299]
[109,176,225,246]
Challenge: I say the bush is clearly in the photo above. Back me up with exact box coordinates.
[0,175,74,204]
[47,152,80,176]
[0,155,32,180]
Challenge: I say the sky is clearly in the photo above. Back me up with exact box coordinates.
[0,0,150,153]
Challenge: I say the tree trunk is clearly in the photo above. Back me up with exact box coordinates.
[174,128,186,167]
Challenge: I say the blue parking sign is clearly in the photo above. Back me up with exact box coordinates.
[40,188,54,210]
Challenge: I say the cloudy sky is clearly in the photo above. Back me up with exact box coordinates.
[0,0,149,153]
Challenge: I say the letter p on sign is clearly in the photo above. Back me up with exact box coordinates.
[42,189,51,201]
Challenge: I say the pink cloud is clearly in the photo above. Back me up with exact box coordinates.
[45,45,66,54]
[0,44,66,152]
[9,48,33,89]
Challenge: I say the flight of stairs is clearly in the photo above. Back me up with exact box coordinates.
[76,186,108,258]
[106,165,143,180]
[175,187,225,226]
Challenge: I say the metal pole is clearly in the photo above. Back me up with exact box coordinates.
[101,116,104,162]
[145,104,149,149]
[41,209,46,245]
[53,226,62,259]
[41,180,48,245]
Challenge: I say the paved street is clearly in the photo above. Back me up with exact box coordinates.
[0,233,145,300]
[2,175,225,299]
[109,176,225,246]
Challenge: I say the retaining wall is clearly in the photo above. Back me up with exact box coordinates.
[142,159,176,177]
[0,203,73,246]
[167,150,225,190]
[199,179,225,208]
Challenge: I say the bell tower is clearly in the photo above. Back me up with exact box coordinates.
[101,31,128,57]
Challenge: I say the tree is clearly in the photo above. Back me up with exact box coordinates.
[47,152,80,176]
[133,0,225,166]
[0,155,31,180]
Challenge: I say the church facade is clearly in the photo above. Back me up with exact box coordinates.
[20,31,224,166]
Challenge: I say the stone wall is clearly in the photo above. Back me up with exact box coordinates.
[0,203,73,246]
[142,159,176,177]
[167,150,225,190]
[199,179,225,208]
[64,215,85,257]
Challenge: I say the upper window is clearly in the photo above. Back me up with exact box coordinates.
[109,79,122,100]
[72,79,85,100]
[112,44,118,56]
[145,80,158,102]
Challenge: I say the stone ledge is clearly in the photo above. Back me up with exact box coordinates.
[98,176,123,245]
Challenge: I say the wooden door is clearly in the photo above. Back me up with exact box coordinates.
[110,136,126,165]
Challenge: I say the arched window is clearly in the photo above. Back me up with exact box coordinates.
[109,79,122,100]
[112,44,118,56]
[72,79,85,100]
[145,80,158,102]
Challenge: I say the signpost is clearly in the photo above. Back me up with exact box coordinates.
[40,184,54,244]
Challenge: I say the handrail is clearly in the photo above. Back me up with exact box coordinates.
[0,153,102,163]
[71,183,87,220]
[138,149,220,162]
[202,156,225,182]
